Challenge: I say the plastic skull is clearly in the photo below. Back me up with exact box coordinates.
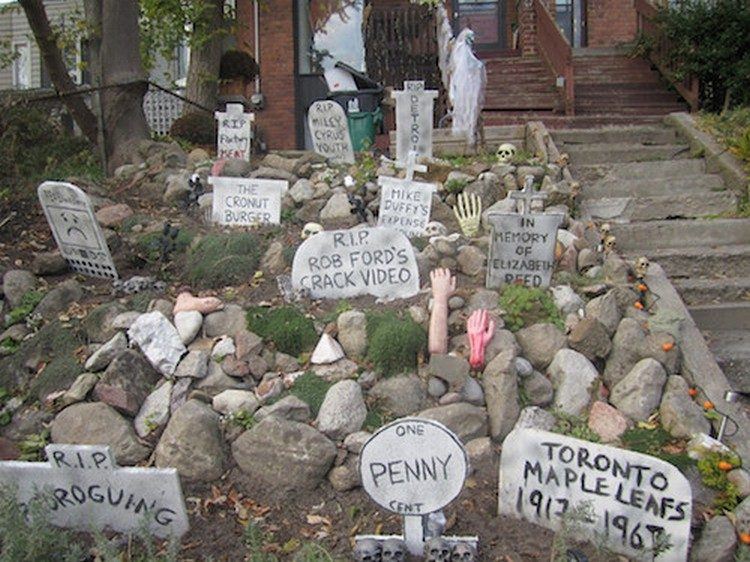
[301,222,323,239]
[634,256,650,279]
[496,142,517,164]
[353,538,382,562]
[451,543,477,561]
[424,537,452,562]
[604,235,617,253]
[381,538,406,562]
[425,221,448,238]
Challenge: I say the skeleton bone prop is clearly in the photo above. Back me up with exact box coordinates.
[301,222,323,239]
[496,143,516,164]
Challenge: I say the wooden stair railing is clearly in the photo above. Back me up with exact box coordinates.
[534,0,575,115]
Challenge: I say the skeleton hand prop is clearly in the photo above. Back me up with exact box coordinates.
[467,309,496,370]
[453,192,482,238]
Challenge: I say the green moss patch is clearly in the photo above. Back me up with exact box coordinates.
[366,311,427,376]
[4,291,45,328]
[246,306,317,357]
[136,228,194,264]
[186,232,263,289]
[288,372,332,417]
[499,284,564,332]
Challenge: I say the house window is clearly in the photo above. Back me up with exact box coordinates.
[12,41,31,89]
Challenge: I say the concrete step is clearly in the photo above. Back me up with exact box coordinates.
[572,158,706,181]
[482,114,666,128]
[580,191,737,221]
[553,126,679,145]
[566,142,691,165]
[673,277,750,306]
[639,244,750,279]
[582,174,725,198]
[694,305,750,392]
[691,302,750,331]
[611,218,750,251]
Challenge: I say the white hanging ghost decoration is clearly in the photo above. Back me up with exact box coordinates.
[448,28,487,148]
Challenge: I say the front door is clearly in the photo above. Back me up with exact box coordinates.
[555,0,587,48]
[452,0,508,51]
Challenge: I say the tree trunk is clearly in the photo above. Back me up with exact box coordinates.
[18,0,98,144]
[183,0,224,115]
[99,0,150,174]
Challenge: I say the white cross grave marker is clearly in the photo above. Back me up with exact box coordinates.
[393,80,438,164]
[215,103,254,161]
[0,444,189,538]
[509,175,548,215]
[356,417,478,556]
[38,181,118,279]
[378,151,435,238]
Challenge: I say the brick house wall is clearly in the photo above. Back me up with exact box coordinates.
[586,0,638,47]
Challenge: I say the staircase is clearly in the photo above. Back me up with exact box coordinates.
[554,124,750,395]
[481,49,688,127]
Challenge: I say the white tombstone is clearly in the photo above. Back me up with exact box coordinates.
[307,100,355,165]
[215,103,254,161]
[0,444,189,538]
[498,429,691,562]
[209,176,286,226]
[291,227,419,300]
[357,417,477,556]
[392,80,438,164]
[377,179,435,239]
[38,181,118,279]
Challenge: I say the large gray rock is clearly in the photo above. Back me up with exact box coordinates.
[585,291,621,337]
[154,400,224,481]
[429,354,470,391]
[254,395,310,422]
[368,374,426,417]
[690,515,736,562]
[93,350,161,416]
[59,372,99,408]
[84,332,127,372]
[456,246,485,277]
[548,349,600,417]
[485,329,520,365]
[127,311,186,376]
[483,350,519,442]
[550,285,584,315]
[568,318,611,361]
[521,371,554,407]
[516,323,567,370]
[610,358,667,422]
[174,350,209,379]
[51,402,149,465]
[320,192,352,221]
[316,380,367,440]
[203,304,246,338]
[603,318,647,389]
[337,310,367,358]
[212,389,260,416]
[660,375,710,438]
[195,360,252,395]
[174,311,203,345]
[514,406,557,432]
[231,417,336,491]
[134,381,173,438]
[418,403,488,443]
[83,302,126,343]
[35,279,83,319]
[2,270,37,308]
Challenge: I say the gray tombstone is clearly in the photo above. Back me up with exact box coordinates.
[307,100,355,165]
[486,212,562,289]
[291,227,419,300]
[209,176,286,226]
[377,176,435,238]
[38,181,118,279]
[0,444,189,538]
[498,428,691,562]
[215,103,253,161]
[393,81,438,164]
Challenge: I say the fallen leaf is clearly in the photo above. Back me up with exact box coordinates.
[306,514,331,526]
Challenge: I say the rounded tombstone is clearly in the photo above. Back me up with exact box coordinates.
[359,417,468,516]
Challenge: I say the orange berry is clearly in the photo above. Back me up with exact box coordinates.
[634,301,644,310]
[703,400,715,410]
[637,283,648,292]
[688,388,698,397]
[740,533,750,545]
[662,342,675,352]
[718,460,734,471]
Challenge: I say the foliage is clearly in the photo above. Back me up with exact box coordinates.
[4,291,45,329]
[363,402,391,432]
[136,228,194,264]
[246,307,317,356]
[228,409,257,431]
[550,502,596,562]
[243,521,337,562]
[0,97,102,191]
[169,111,217,147]
[553,411,600,443]
[696,451,742,511]
[654,0,750,111]
[511,148,536,165]
[0,339,19,357]
[353,151,378,186]
[220,50,259,81]
[499,284,564,332]
[366,311,427,376]
[0,485,86,562]
[621,426,692,471]
[185,232,263,289]
[697,108,750,172]
[444,177,468,194]
[18,429,50,462]
[289,372,332,417]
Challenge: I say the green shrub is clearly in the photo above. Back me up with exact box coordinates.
[4,290,45,328]
[136,228,194,264]
[288,372,333,417]
[186,232,263,289]
[552,411,600,443]
[169,111,217,146]
[246,306,317,356]
[621,426,692,471]
[696,451,742,511]
[499,284,563,332]
[366,311,427,376]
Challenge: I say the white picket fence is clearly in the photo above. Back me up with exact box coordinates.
[143,87,184,136]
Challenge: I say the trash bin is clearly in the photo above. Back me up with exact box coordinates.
[347,107,383,151]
